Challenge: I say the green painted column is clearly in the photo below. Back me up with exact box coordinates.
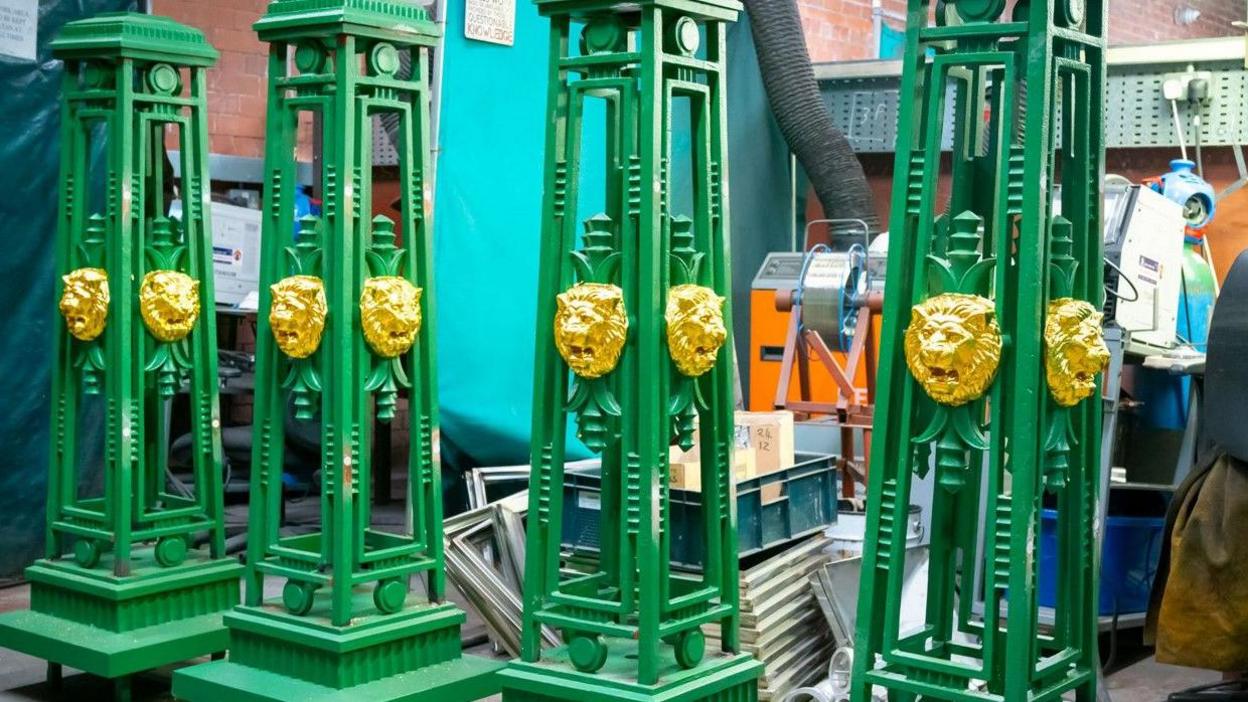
[499,2,763,701]
[173,2,505,701]
[850,1,1109,701]
[0,12,243,702]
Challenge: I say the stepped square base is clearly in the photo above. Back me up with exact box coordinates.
[501,639,763,702]
[174,653,507,702]
[0,553,242,679]
[174,594,505,702]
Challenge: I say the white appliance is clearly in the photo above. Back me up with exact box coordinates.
[170,200,262,307]
[1102,184,1187,355]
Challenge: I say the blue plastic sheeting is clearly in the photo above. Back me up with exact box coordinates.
[432,6,790,469]
[0,0,134,579]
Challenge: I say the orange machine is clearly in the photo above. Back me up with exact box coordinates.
[748,249,884,495]
[749,252,882,411]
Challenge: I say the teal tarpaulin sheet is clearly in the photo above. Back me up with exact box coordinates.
[880,21,906,59]
[432,6,790,470]
[0,1,134,579]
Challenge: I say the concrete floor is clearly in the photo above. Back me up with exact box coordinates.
[0,579,1222,702]
[0,500,1220,702]
[0,577,509,702]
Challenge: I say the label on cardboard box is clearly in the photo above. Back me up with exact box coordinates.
[735,411,795,476]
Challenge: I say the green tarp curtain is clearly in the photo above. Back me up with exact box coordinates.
[432,5,790,471]
[0,0,134,579]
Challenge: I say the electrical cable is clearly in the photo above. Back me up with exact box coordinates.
[1171,99,1189,161]
[838,242,869,350]
[1104,257,1140,303]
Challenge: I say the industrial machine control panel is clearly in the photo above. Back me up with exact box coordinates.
[751,252,807,292]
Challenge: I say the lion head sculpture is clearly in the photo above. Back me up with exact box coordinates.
[554,282,628,379]
[903,293,1003,406]
[139,270,200,342]
[360,276,423,358]
[1044,298,1110,407]
[269,275,328,359]
[665,284,727,377]
[59,267,110,342]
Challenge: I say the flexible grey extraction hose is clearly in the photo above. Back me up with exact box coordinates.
[741,0,881,238]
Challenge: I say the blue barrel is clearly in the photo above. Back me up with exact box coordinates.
[1038,508,1165,616]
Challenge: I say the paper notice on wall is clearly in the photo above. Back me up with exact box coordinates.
[0,0,36,62]
[465,0,515,46]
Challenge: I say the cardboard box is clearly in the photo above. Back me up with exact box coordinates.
[734,411,795,477]
[759,481,785,504]
[668,445,756,492]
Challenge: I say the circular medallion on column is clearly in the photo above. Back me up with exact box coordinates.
[1058,0,1085,27]
[952,0,1006,22]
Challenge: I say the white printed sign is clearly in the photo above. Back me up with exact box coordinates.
[465,0,515,47]
[0,0,36,62]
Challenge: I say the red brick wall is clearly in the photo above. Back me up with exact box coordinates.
[154,0,270,159]
[843,148,1248,288]
[1109,0,1244,45]
[157,0,1246,157]
[798,0,908,62]
[801,0,1245,63]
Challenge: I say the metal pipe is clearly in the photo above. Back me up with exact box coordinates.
[871,0,882,57]
[430,0,448,187]
[791,153,800,251]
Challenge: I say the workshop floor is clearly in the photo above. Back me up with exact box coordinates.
[0,575,511,701]
[0,578,1220,702]
[0,500,1218,702]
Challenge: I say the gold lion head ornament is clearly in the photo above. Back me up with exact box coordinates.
[360,276,423,358]
[140,270,201,342]
[59,267,110,342]
[1044,298,1110,407]
[665,284,727,377]
[904,293,1003,406]
[554,283,628,379]
[269,275,328,359]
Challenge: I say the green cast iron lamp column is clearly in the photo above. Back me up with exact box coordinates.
[172,2,506,700]
[851,1,1110,700]
[0,13,242,702]
[499,2,764,701]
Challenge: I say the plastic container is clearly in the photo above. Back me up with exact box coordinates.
[826,505,923,561]
[1037,507,1165,616]
[562,452,837,569]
